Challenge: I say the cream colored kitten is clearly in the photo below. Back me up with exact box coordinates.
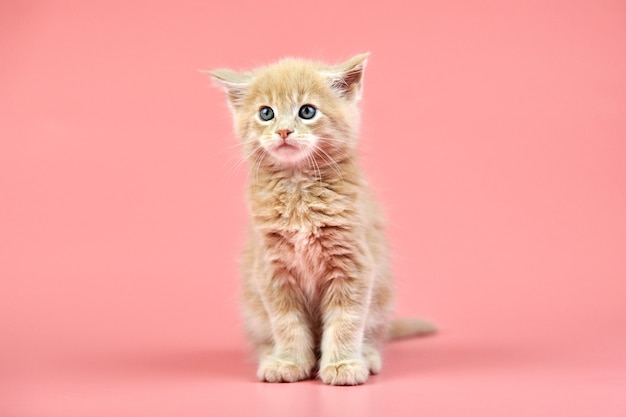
[208,54,435,385]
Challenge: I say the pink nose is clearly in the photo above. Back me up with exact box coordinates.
[276,129,293,140]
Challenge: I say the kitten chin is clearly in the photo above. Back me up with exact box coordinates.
[208,53,435,385]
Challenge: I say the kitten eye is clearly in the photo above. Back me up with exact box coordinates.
[298,104,317,120]
[259,106,274,121]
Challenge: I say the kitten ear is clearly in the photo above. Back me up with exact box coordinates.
[202,68,252,107]
[325,52,370,100]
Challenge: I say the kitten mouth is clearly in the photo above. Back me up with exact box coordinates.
[276,143,298,151]
[268,141,307,163]
[272,140,301,153]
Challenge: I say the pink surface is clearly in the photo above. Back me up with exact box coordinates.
[1,0,625,416]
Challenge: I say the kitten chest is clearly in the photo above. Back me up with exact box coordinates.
[253,180,354,285]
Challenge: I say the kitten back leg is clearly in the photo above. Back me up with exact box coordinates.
[362,343,383,375]
[361,278,394,375]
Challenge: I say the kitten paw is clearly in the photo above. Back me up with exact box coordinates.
[319,359,369,385]
[257,356,313,383]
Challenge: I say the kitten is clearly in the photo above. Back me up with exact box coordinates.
[207,54,435,385]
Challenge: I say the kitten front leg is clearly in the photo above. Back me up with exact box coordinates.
[318,269,372,385]
[256,267,316,383]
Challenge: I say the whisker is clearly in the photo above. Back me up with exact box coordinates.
[312,144,343,182]
[305,148,323,188]
[253,151,267,186]
[220,142,261,183]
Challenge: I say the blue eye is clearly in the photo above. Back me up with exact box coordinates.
[259,106,274,121]
[298,104,316,120]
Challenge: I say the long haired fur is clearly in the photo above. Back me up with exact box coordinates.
[208,54,435,385]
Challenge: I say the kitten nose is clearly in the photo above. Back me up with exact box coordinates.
[276,129,293,140]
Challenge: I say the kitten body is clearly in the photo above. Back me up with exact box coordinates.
[209,54,434,385]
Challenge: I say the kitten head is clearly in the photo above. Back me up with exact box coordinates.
[207,54,369,169]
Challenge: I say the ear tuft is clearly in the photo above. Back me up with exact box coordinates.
[325,52,370,100]
[203,68,252,107]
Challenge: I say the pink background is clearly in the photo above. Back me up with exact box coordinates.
[1,0,625,416]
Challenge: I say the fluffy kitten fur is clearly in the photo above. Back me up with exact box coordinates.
[208,54,434,385]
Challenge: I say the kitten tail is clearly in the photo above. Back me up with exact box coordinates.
[387,318,438,340]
